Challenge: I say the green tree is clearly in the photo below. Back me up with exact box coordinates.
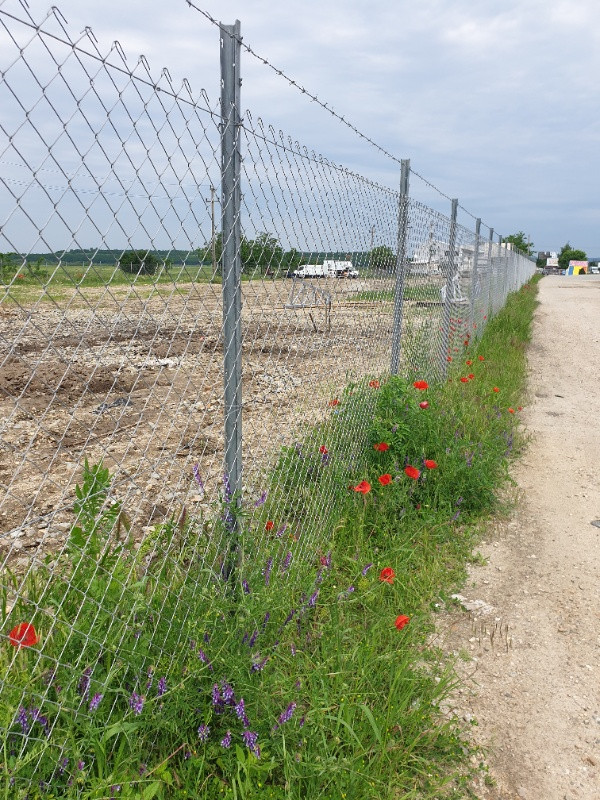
[369,245,396,271]
[118,250,159,275]
[0,252,18,282]
[503,232,534,256]
[558,242,587,270]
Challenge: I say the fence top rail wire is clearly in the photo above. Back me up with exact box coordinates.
[186,0,502,234]
[0,2,219,117]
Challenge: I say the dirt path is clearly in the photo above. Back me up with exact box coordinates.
[444,275,600,800]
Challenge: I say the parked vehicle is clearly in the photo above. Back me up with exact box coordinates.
[291,260,359,279]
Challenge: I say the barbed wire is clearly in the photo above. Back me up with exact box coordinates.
[185,0,500,235]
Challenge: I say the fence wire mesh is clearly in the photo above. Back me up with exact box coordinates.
[0,2,536,791]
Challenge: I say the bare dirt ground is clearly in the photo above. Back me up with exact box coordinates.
[441,275,600,799]
[0,276,445,568]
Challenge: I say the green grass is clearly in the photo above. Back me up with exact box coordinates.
[0,278,539,799]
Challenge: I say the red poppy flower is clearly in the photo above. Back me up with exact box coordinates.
[404,465,420,480]
[328,398,340,407]
[478,355,485,361]
[378,473,392,486]
[8,622,38,649]
[369,380,380,389]
[373,442,389,452]
[483,315,487,320]
[424,459,438,469]
[319,445,328,454]
[466,360,472,366]
[380,567,395,584]
[353,480,371,494]
[508,408,515,414]
[493,387,500,393]
[413,380,429,390]
[419,401,429,409]
[265,520,274,531]
[463,340,469,346]
[446,356,453,362]
[395,615,410,631]
[468,373,475,380]
[460,376,469,383]
[518,406,523,411]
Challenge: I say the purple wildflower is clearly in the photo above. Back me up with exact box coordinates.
[221,682,235,705]
[77,668,92,699]
[253,490,267,508]
[128,693,144,716]
[251,654,269,672]
[242,579,251,594]
[282,551,293,572]
[89,693,103,711]
[290,642,296,656]
[29,708,49,736]
[146,667,154,691]
[157,677,167,697]
[308,590,319,608]
[234,698,250,728]
[361,563,373,576]
[451,510,461,522]
[276,523,288,538]
[77,761,85,771]
[212,684,222,706]
[220,730,232,749]
[16,706,29,734]
[299,715,306,728]
[58,757,69,775]
[278,702,296,726]
[241,730,259,755]
[262,612,270,631]
[109,785,121,799]
[139,764,147,776]
[321,451,330,465]
[283,608,296,626]
[222,473,232,504]
[248,630,258,647]
[197,724,210,742]
[263,557,273,586]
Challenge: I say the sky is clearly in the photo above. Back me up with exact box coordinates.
[1,0,600,256]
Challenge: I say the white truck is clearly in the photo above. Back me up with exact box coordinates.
[292,260,358,279]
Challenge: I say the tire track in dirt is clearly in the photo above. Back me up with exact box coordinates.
[442,275,600,800]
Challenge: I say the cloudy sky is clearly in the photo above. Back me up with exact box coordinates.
[3,0,600,256]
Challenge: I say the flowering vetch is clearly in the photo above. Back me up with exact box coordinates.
[253,490,267,508]
[89,693,103,712]
[361,562,373,576]
[128,693,144,716]
[157,677,167,697]
[197,724,210,743]
[220,730,232,749]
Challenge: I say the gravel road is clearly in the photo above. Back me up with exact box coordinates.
[443,275,600,799]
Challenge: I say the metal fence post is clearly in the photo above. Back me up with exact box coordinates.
[468,217,481,332]
[390,159,410,375]
[440,198,458,378]
[485,226,494,320]
[220,21,243,514]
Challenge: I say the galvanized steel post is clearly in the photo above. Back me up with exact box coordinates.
[440,198,458,378]
[485,227,494,320]
[220,21,243,511]
[468,217,481,333]
[390,159,410,375]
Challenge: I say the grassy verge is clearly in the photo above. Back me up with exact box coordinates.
[1,278,539,799]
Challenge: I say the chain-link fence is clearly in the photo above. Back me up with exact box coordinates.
[0,2,535,788]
